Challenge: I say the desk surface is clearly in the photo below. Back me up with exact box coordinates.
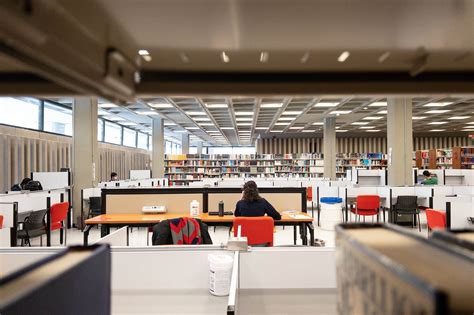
[85,212,313,225]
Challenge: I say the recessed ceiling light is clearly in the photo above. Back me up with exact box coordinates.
[261,103,283,108]
[179,52,190,63]
[275,122,291,125]
[237,123,252,126]
[149,103,173,108]
[120,122,137,126]
[330,110,351,115]
[424,102,453,107]
[360,126,375,129]
[186,127,199,130]
[338,51,350,62]
[282,111,302,115]
[363,116,383,120]
[466,122,474,125]
[164,122,176,126]
[312,122,324,125]
[426,110,451,114]
[220,127,235,130]
[449,116,470,120]
[206,103,228,108]
[236,117,253,121]
[194,117,211,121]
[221,51,230,63]
[302,130,315,133]
[314,102,339,107]
[270,130,283,133]
[239,130,251,133]
[378,52,390,63]
[428,122,447,125]
[351,122,369,125]
[142,55,152,62]
[462,129,474,132]
[199,123,214,126]
[99,103,118,108]
[207,131,220,133]
[412,116,427,120]
[278,117,296,121]
[289,127,304,129]
[186,111,206,116]
[430,129,446,132]
[136,111,158,116]
[300,52,310,63]
[255,127,268,130]
[235,112,254,116]
[378,110,388,114]
[138,49,150,56]
[366,130,381,132]
[175,130,188,133]
[260,51,269,63]
[368,102,387,107]
[336,130,348,132]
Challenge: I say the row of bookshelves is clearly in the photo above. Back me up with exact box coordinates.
[415,147,473,169]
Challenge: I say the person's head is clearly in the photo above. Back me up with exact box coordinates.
[110,172,118,181]
[422,170,431,178]
[241,181,262,202]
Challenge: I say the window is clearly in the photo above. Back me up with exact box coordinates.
[189,147,197,154]
[165,141,172,154]
[104,121,122,144]
[148,135,152,150]
[97,119,104,142]
[0,97,39,129]
[43,101,72,136]
[123,128,137,147]
[137,132,148,149]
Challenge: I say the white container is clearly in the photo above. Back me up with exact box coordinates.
[190,200,200,217]
[320,202,343,230]
[208,254,234,296]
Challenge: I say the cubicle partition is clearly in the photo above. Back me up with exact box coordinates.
[129,169,151,180]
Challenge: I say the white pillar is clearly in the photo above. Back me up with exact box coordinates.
[72,97,98,225]
[152,118,165,177]
[323,116,336,179]
[197,142,203,155]
[181,133,190,154]
[387,98,413,186]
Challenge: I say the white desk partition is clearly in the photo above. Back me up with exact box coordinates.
[94,226,128,246]
[318,187,340,200]
[0,192,63,213]
[452,186,474,195]
[448,197,474,229]
[0,202,15,247]
[345,186,378,198]
[130,170,151,180]
[376,187,391,207]
[31,171,70,190]
[83,187,101,200]
[432,186,454,197]
[433,195,471,211]
[239,248,336,289]
[219,180,244,187]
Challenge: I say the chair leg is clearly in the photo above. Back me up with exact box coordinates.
[40,236,43,247]
[417,213,421,232]
[60,227,64,245]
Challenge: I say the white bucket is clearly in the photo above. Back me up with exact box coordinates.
[320,202,343,230]
[208,254,234,296]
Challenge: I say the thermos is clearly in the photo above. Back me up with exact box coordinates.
[218,201,224,217]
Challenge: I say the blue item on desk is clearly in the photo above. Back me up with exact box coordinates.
[320,197,343,204]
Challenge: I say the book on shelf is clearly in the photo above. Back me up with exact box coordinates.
[336,224,474,315]
[0,245,111,315]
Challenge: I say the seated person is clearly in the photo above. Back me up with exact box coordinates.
[235,181,281,220]
[110,172,118,181]
[152,217,212,245]
[422,170,438,185]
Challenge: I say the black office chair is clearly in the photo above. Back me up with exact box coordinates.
[88,197,102,218]
[17,209,47,246]
[393,195,421,232]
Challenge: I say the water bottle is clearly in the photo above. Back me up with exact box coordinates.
[190,200,200,217]
[218,201,224,217]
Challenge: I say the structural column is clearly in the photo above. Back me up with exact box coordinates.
[323,116,336,179]
[181,133,190,154]
[152,117,165,177]
[387,98,413,186]
[72,97,98,226]
[197,142,203,155]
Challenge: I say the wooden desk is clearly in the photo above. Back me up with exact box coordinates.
[84,213,314,246]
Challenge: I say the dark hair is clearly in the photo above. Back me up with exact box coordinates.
[111,172,118,178]
[422,170,431,177]
[242,181,262,202]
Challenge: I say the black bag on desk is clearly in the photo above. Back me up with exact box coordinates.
[24,180,43,191]
[11,184,22,191]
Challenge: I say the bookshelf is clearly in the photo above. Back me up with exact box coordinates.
[452,146,474,169]
[165,153,387,184]
[435,149,452,169]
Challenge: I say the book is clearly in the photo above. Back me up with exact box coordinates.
[0,244,111,315]
[336,224,474,315]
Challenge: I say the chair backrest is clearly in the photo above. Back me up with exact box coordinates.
[233,216,274,247]
[89,197,102,210]
[0,215,3,228]
[425,209,446,230]
[51,202,69,223]
[24,209,47,231]
[356,195,380,210]
[395,195,418,209]
[307,187,313,201]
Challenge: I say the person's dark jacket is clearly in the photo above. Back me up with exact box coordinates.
[152,219,213,245]
[234,198,282,220]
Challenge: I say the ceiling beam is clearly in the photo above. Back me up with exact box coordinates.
[250,98,261,144]
[265,97,293,133]
[227,97,240,146]
[282,97,320,132]
[195,97,232,146]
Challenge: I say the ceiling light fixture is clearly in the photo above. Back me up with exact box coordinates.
[136,111,159,115]
[186,111,206,116]
[275,122,291,125]
[277,117,296,121]
[282,111,302,115]
[255,127,268,130]
[220,127,235,130]
[378,52,390,63]
[336,130,348,132]
[260,51,269,63]
[194,117,211,121]
[199,123,214,126]
[366,130,381,132]
[337,51,350,62]
[412,116,427,120]
[424,102,453,107]
[428,122,447,125]
[289,127,304,129]
[430,129,446,132]
[312,122,324,125]
[351,122,369,125]
[149,103,173,108]
[448,116,470,120]
[237,123,252,126]
[359,126,375,129]
[221,51,230,63]
[234,112,254,116]
[302,130,315,133]
[368,102,387,107]
[378,110,388,114]
[261,103,283,108]
[314,102,339,107]
[179,52,190,63]
[99,103,118,108]
[363,116,384,120]
[235,117,253,121]
[426,110,451,114]
[330,110,351,115]
[206,103,228,108]
[300,52,310,63]
[138,49,150,56]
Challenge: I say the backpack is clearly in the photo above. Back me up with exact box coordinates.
[11,184,22,191]
[24,180,43,191]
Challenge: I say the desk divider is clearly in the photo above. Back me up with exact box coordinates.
[227,251,240,315]
[94,226,129,246]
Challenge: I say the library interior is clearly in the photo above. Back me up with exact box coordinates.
[0,1,473,314]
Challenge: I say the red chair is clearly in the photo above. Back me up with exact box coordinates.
[50,202,69,245]
[0,215,3,228]
[425,209,446,233]
[233,217,274,247]
[350,195,381,222]
[307,187,315,219]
